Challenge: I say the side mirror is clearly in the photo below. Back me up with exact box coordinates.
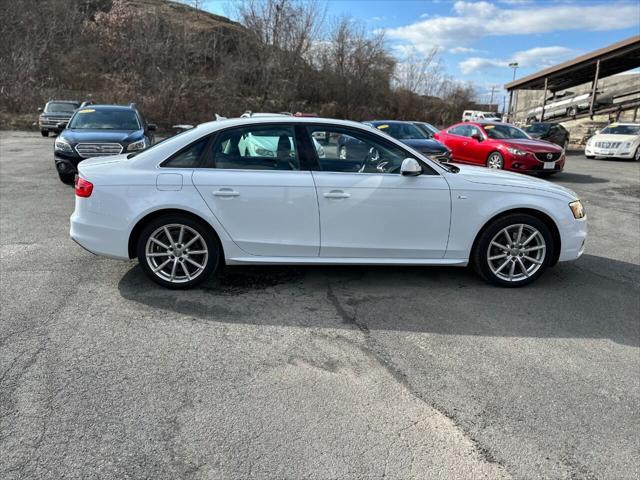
[38,107,43,113]
[56,122,67,130]
[400,158,422,176]
[471,133,482,142]
[147,123,157,131]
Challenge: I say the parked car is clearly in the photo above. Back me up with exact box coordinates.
[434,122,565,176]
[411,121,440,137]
[338,120,451,163]
[523,122,570,150]
[38,100,80,136]
[462,110,501,122]
[70,117,586,289]
[54,104,156,184]
[584,123,640,161]
[526,90,613,123]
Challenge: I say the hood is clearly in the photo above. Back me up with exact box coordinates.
[454,164,577,199]
[61,129,143,144]
[401,138,448,152]
[41,111,74,118]
[590,133,639,143]
[499,138,562,152]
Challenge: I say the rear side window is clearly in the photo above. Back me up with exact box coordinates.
[162,137,209,168]
[211,125,299,171]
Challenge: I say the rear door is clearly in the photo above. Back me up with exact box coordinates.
[192,123,320,257]
[444,124,470,162]
[304,125,451,259]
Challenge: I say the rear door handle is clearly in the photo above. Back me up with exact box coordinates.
[213,189,240,197]
[323,190,351,199]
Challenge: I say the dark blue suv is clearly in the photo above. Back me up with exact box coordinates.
[54,104,156,183]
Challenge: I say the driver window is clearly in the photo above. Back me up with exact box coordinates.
[305,126,409,174]
[468,125,482,138]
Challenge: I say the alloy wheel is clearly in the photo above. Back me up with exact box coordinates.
[145,223,209,284]
[487,153,503,169]
[486,223,546,282]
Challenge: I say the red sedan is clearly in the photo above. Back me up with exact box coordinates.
[434,122,565,176]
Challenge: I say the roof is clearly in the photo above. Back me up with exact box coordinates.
[81,104,136,110]
[47,100,80,104]
[505,35,640,92]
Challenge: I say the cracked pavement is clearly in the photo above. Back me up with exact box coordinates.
[1,131,639,479]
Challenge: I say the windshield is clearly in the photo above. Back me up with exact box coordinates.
[600,124,640,135]
[69,109,141,130]
[523,123,551,134]
[414,122,438,137]
[482,124,529,140]
[46,102,78,113]
[373,122,428,140]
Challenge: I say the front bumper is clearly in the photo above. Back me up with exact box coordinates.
[507,154,565,173]
[559,216,587,262]
[585,145,636,159]
[54,152,82,175]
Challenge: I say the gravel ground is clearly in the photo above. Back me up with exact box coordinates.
[1,130,639,479]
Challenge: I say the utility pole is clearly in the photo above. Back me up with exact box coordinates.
[489,85,498,106]
[507,62,519,122]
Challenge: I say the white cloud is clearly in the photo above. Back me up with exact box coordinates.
[385,1,640,54]
[459,46,575,74]
[449,46,481,54]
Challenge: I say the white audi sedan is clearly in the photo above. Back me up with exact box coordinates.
[70,117,587,289]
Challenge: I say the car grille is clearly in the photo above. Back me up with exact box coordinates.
[534,152,562,162]
[40,116,70,127]
[594,141,621,149]
[75,143,123,158]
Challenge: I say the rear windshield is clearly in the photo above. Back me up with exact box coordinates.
[46,102,79,113]
[69,109,141,130]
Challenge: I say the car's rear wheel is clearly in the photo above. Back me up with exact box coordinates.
[486,152,504,169]
[41,130,49,137]
[473,214,553,287]
[137,215,220,289]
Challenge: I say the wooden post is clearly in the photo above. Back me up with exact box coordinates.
[540,77,548,122]
[589,59,601,118]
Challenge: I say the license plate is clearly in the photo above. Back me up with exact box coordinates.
[543,162,555,170]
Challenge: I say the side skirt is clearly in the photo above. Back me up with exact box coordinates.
[226,256,469,266]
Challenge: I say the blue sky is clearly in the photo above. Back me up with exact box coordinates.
[201,0,640,106]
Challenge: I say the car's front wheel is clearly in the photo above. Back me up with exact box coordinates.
[473,214,553,287]
[486,152,504,169]
[137,214,220,289]
[58,172,75,184]
[41,130,49,137]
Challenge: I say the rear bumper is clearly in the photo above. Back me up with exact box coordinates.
[70,204,130,260]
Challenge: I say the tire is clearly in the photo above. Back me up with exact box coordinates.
[486,152,504,169]
[567,106,577,117]
[585,155,595,159]
[137,214,220,289]
[562,139,569,151]
[473,214,553,287]
[41,130,49,137]
[58,172,75,184]
[634,146,640,162]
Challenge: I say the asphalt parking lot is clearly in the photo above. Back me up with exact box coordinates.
[1,130,639,479]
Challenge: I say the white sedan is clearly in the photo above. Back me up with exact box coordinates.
[585,123,640,161]
[70,117,587,289]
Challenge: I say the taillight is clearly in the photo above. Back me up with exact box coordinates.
[75,176,93,197]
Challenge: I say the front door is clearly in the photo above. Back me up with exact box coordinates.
[192,124,319,257]
[304,125,451,259]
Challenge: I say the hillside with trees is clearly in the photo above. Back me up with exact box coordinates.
[0,0,475,128]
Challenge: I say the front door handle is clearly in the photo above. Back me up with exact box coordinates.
[213,189,240,197]
[323,190,351,199]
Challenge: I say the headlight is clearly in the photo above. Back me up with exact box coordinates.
[127,139,147,152]
[621,142,631,149]
[255,147,275,157]
[507,147,527,156]
[54,138,73,153]
[569,200,585,219]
